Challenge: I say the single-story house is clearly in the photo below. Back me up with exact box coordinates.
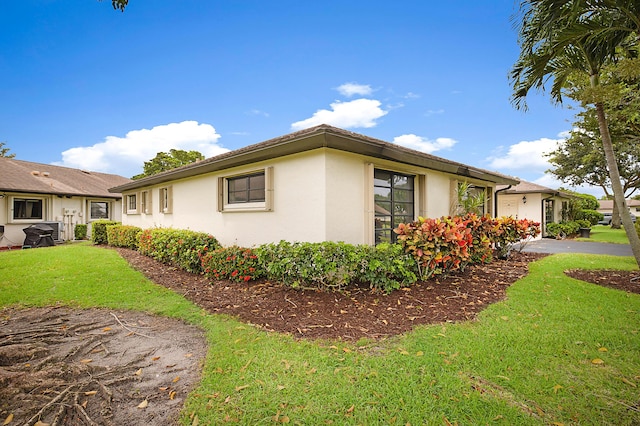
[110,124,519,247]
[0,157,130,248]
[496,180,573,238]
[596,199,640,215]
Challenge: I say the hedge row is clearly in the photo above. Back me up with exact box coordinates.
[105,214,540,293]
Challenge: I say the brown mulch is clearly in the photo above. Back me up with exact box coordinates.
[565,268,640,294]
[115,248,555,341]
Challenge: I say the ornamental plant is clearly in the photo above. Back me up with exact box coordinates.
[91,220,120,245]
[394,215,474,280]
[490,216,540,258]
[137,228,220,273]
[255,241,361,291]
[106,224,142,249]
[200,246,262,282]
[354,243,418,293]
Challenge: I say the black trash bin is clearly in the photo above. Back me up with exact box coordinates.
[23,224,56,248]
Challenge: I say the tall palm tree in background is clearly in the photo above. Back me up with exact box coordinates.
[510,0,640,267]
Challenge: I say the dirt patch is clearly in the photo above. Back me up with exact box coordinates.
[565,269,640,295]
[0,306,207,426]
[115,247,551,341]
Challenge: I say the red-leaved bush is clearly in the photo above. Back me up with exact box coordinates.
[395,214,540,279]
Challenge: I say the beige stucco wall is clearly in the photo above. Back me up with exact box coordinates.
[120,148,503,247]
[0,194,122,248]
[496,192,569,238]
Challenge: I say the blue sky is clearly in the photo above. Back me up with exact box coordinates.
[1,1,597,195]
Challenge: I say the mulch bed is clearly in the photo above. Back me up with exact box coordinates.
[114,248,554,341]
[114,248,639,341]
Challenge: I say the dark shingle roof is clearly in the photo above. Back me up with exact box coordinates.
[111,124,519,193]
[0,157,131,198]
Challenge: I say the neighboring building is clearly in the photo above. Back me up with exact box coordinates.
[496,180,574,238]
[596,199,640,215]
[0,157,131,248]
[110,124,519,247]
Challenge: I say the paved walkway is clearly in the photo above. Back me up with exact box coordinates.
[518,238,633,256]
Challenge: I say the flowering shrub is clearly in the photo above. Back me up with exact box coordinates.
[137,228,220,273]
[106,225,142,249]
[200,246,262,282]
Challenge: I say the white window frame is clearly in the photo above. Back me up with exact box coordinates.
[9,195,47,223]
[89,200,111,221]
[125,193,139,215]
[218,167,273,212]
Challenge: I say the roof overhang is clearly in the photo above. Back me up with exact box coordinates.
[110,125,519,193]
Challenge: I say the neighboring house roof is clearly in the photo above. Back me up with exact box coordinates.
[496,181,573,198]
[110,124,519,193]
[0,157,131,198]
[597,199,640,210]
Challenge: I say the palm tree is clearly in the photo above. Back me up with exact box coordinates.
[510,0,640,266]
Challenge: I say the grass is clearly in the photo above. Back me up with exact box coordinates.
[1,243,639,425]
[578,224,633,244]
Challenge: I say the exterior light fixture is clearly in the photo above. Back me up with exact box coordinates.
[522,195,527,204]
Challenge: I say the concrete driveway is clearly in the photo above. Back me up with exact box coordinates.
[519,238,633,257]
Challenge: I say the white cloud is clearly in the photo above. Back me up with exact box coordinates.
[424,109,445,117]
[336,83,373,97]
[291,98,388,130]
[392,134,457,153]
[485,135,565,172]
[57,121,229,177]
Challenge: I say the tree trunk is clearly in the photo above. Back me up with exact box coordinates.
[611,199,622,229]
[594,100,640,267]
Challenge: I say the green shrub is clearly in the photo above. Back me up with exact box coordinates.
[575,219,591,229]
[354,243,418,293]
[546,221,581,238]
[106,225,142,249]
[576,209,603,226]
[200,246,262,282]
[253,241,418,293]
[74,224,87,240]
[635,220,640,239]
[91,220,120,245]
[137,228,220,273]
[256,241,361,291]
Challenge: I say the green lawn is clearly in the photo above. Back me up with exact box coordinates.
[578,224,634,244]
[1,243,639,425]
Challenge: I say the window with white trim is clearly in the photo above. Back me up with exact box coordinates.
[13,197,44,220]
[90,201,110,220]
[126,193,139,214]
[219,167,273,212]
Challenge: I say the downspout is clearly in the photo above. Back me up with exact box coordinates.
[494,185,511,217]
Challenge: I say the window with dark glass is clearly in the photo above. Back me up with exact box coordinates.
[228,172,265,204]
[90,201,109,220]
[13,198,43,220]
[374,169,414,244]
[127,194,137,211]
